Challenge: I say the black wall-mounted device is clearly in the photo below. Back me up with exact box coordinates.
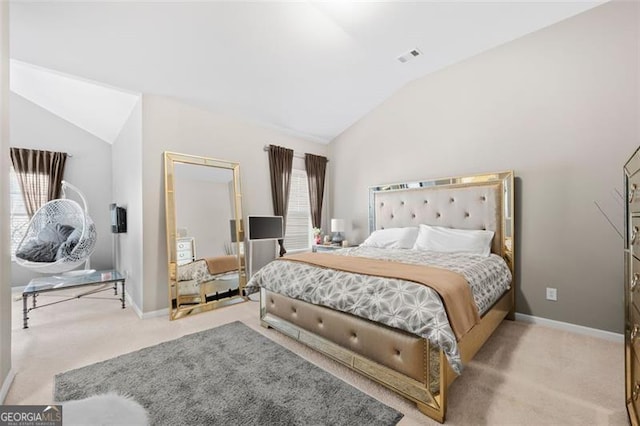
[110,203,127,233]
[247,215,283,241]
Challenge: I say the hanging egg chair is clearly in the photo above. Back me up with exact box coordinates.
[14,181,97,274]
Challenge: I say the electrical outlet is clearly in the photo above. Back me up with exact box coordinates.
[546,287,557,301]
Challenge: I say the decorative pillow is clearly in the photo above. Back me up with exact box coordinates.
[56,228,83,260]
[361,227,419,249]
[413,224,494,256]
[38,223,75,244]
[16,239,60,263]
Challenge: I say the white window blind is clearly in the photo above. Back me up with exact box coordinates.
[9,166,33,258]
[285,169,312,252]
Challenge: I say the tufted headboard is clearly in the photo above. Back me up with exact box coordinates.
[368,171,514,269]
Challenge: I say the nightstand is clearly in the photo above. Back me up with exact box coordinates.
[176,237,196,265]
[312,244,357,253]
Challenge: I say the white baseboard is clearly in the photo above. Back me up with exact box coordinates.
[515,313,623,343]
[140,307,169,319]
[124,291,144,319]
[124,291,168,320]
[0,368,16,404]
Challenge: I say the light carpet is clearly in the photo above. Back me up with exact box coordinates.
[7,291,626,425]
[54,321,403,426]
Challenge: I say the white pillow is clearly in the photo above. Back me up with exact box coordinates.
[413,224,494,256]
[361,227,419,249]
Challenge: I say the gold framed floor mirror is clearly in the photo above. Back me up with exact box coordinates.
[163,151,247,320]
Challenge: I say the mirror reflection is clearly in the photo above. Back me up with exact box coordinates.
[164,152,246,320]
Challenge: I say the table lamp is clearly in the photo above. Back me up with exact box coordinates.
[331,219,345,245]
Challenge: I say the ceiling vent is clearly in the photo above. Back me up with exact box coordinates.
[397,48,422,64]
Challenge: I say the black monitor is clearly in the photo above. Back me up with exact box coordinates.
[247,216,284,241]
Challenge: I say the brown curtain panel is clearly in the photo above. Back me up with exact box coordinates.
[304,153,328,230]
[268,144,294,257]
[9,148,68,217]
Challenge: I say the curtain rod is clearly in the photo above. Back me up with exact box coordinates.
[11,148,73,157]
[263,145,328,162]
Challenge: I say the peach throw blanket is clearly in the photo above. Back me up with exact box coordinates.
[280,252,480,340]
[204,255,240,275]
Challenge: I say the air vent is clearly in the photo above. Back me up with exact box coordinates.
[397,48,422,64]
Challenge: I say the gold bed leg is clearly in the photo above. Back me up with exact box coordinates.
[260,320,272,329]
[415,347,446,423]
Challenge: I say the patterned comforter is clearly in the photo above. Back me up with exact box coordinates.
[246,246,512,373]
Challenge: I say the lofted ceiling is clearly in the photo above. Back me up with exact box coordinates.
[10,59,140,144]
[9,1,605,144]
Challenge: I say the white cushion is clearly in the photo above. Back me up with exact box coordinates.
[413,224,494,256]
[361,227,419,249]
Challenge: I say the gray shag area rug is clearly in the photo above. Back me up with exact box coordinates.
[54,321,403,425]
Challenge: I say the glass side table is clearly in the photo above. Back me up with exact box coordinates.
[22,269,125,329]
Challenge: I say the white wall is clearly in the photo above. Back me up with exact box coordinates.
[1,0,13,402]
[329,1,638,333]
[8,94,114,287]
[111,99,143,311]
[140,95,328,312]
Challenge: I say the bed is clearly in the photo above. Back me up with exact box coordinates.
[247,171,515,423]
[175,255,242,305]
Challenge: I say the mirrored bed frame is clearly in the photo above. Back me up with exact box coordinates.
[260,171,515,423]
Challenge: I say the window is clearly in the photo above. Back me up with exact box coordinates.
[284,168,312,252]
[9,166,48,258]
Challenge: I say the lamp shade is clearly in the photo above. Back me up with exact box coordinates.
[331,219,345,233]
